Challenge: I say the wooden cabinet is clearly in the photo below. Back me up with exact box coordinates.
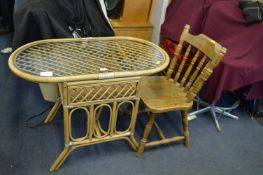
[111,21,153,40]
[110,0,153,41]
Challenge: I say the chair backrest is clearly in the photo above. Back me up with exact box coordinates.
[166,24,227,102]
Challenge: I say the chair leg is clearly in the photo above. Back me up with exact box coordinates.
[181,110,189,146]
[137,112,155,156]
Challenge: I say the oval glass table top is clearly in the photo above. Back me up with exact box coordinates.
[9,37,169,83]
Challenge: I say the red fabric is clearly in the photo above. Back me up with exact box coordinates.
[161,0,263,103]
[161,38,194,67]
[162,38,178,58]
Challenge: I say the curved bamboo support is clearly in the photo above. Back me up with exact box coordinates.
[49,77,141,171]
[44,99,61,123]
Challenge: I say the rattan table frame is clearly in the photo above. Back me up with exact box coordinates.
[8,36,169,171]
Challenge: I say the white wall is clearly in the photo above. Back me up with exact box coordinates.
[150,0,170,44]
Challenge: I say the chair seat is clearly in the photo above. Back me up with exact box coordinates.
[140,76,193,113]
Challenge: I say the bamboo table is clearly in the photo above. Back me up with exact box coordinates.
[8,36,169,171]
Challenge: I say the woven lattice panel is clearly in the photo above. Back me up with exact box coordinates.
[68,80,139,104]
[15,38,165,77]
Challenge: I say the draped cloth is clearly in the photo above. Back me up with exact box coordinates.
[161,0,263,103]
[13,0,114,49]
[0,0,15,27]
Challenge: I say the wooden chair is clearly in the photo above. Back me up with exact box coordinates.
[137,24,227,155]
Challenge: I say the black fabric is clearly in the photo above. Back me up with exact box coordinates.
[56,0,114,37]
[0,0,15,27]
[13,0,114,49]
[104,0,124,19]
[239,0,263,24]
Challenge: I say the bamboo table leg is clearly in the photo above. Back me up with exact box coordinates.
[49,146,73,172]
[50,101,71,172]
[44,99,61,123]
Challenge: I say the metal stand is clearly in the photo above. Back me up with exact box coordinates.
[188,97,239,131]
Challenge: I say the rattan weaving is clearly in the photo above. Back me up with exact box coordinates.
[68,79,139,106]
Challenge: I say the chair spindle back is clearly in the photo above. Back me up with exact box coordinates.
[166,25,226,102]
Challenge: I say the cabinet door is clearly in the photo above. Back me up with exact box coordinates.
[122,0,153,22]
